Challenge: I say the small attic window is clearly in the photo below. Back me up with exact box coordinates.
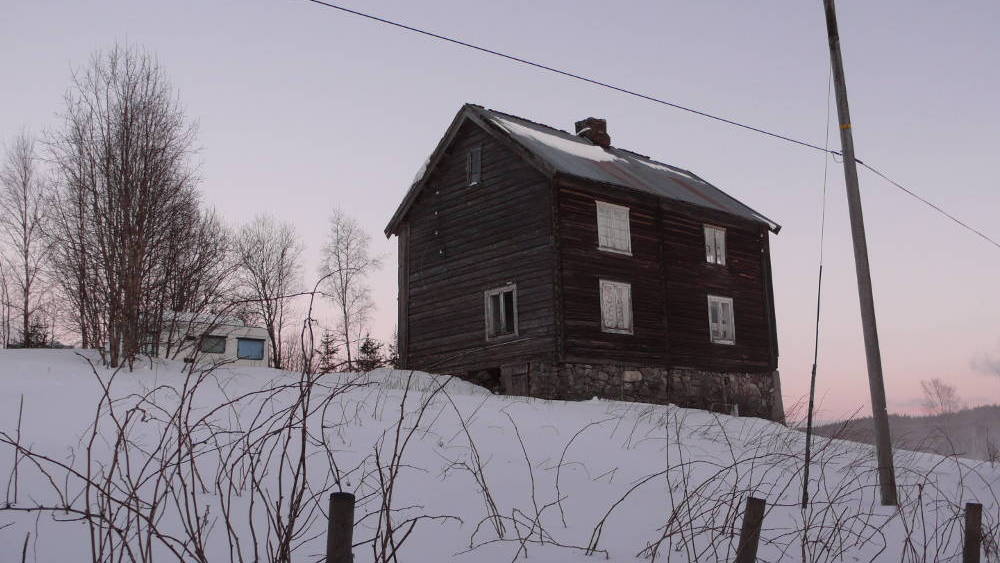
[466,146,482,186]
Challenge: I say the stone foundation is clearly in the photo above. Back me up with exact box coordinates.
[488,361,783,422]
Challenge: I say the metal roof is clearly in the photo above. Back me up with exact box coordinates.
[385,104,780,236]
[476,106,780,233]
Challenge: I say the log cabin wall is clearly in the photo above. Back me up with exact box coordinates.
[554,176,669,365]
[402,121,557,376]
[553,176,777,373]
[660,200,776,373]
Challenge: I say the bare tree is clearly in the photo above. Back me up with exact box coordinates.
[49,44,199,366]
[320,209,381,371]
[151,206,238,358]
[233,214,302,369]
[47,172,103,350]
[919,378,963,416]
[0,132,51,347]
[0,260,12,347]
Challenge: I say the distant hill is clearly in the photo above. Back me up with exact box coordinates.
[811,405,1000,462]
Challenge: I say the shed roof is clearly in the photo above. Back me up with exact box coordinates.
[385,104,780,236]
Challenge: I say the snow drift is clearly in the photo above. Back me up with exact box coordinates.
[0,350,997,561]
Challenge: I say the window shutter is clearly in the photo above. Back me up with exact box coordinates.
[716,228,726,265]
[705,226,716,263]
[613,284,624,327]
[503,291,515,333]
[489,293,501,335]
[601,281,614,327]
[720,301,731,338]
[600,280,632,332]
[613,207,630,252]
[596,202,631,253]
[597,204,613,249]
[709,300,721,339]
[620,284,632,330]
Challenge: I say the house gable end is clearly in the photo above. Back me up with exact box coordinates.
[384,104,555,238]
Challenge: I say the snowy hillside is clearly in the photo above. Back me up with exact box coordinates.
[0,350,997,561]
[812,406,1000,463]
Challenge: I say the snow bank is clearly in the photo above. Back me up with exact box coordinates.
[0,350,997,561]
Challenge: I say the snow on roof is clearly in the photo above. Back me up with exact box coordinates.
[491,116,625,164]
[410,156,431,187]
[385,104,781,236]
[632,156,702,182]
[478,108,780,233]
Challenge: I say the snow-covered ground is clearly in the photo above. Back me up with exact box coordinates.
[0,350,997,561]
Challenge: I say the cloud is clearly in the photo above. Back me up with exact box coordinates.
[971,349,1000,377]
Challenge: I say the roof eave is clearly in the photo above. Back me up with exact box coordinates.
[552,171,780,234]
[384,104,482,238]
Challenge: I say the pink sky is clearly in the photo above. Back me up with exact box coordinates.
[3,0,998,420]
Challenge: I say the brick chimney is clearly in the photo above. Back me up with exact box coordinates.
[574,117,610,148]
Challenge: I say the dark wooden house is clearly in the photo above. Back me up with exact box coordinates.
[385,104,783,421]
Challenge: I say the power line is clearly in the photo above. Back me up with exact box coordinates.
[856,160,1000,250]
[300,0,1000,250]
[301,0,833,154]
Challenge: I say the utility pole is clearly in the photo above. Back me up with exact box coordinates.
[822,0,898,506]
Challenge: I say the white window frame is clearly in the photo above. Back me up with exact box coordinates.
[599,279,633,334]
[704,224,726,265]
[596,201,632,255]
[484,283,518,340]
[707,295,735,345]
[467,146,482,186]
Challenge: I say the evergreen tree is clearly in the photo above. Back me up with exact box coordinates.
[355,334,385,372]
[316,329,340,374]
[9,314,51,349]
[386,327,400,369]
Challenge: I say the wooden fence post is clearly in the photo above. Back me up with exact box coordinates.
[964,502,982,563]
[327,492,355,563]
[735,496,765,563]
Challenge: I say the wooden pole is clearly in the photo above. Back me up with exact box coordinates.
[822,0,898,506]
[964,502,982,563]
[735,496,765,563]
[327,492,355,563]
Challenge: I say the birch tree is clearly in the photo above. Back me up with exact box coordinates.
[0,132,51,347]
[320,209,381,370]
[234,215,302,369]
[49,44,199,366]
[0,261,12,347]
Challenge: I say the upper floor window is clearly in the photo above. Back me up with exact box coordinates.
[467,146,482,185]
[596,201,631,255]
[199,334,227,354]
[707,295,735,345]
[600,279,633,334]
[704,225,726,265]
[485,284,517,339]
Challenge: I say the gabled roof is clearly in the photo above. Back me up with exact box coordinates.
[385,104,780,236]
